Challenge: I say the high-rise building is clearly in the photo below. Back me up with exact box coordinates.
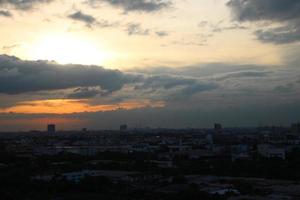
[120,124,128,132]
[47,124,56,133]
[82,128,88,132]
[214,123,222,133]
[291,123,300,133]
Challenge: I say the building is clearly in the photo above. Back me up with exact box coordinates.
[81,128,88,132]
[291,123,300,133]
[120,124,128,132]
[231,144,251,161]
[257,144,286,160]
[214,123,222,133]
[33,170,140,183]
[47,124,56,133]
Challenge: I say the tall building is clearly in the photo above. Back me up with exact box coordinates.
[47,124,56,133]
[120,124,128,132]
[82,128,88,132]
[214,123,222,133]
[291,123,300,133]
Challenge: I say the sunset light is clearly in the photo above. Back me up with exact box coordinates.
[30,34,113,65]
[0,0,299,131]
[1,0,300,197]
[0,99,165,114]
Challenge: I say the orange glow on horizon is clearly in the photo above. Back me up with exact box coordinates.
[0,99,165,114]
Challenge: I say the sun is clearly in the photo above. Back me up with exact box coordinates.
[30,33,112,65]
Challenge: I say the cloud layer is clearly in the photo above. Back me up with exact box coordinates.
[0,54,300,129]
[68,10,118,28]
[0,55,133,94]
[0,9,11,17]
[0,55,218,99]
[68,11,96,27]
[88,0,171,13]
[0,0,53,10]
[227,0,300,44]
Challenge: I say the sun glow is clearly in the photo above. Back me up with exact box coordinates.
[0,99,165,114]
[30,34,114,65]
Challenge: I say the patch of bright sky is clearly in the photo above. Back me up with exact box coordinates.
[0,0,284,69]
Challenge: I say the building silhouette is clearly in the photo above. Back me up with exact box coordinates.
[291,123,300,133]
[120,124,128,132]
[47,124,56,133]
[214,123,222,133]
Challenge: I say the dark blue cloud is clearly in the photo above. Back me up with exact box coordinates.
[227,0,300,44]
[68,87,103,99]
[0,55,134,94]
[255,27,300,44]
[68,10,118,28]
[88,0,171,13]
[68,11,96,26]
[0,9,11,17]
[0,55,218,98]
[126,23,150,35]
[0,0,53,10]
[227,0,300,22]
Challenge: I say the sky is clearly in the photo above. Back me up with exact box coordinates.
[0,0,300,131]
